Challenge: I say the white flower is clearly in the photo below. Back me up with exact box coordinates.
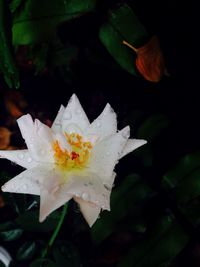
[0,94,147,227]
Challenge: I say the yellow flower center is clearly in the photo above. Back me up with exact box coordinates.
[53,133,92,171]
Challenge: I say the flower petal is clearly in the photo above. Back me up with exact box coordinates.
[17,114,54,163]
[51,105,65,133]
[61,94,90,133]
[86,103,117,141]
[39,188,72,222]
[119,139,147,159]
[65,172,110,210]
[0,149,38,169]
[1,167,45,195]
[90,126,130,183]
[75,198,101,227]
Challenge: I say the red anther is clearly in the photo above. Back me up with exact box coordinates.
[71,151,79,160]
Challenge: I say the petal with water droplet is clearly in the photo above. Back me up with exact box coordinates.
[75,198,101,227]
[17,114,54,163]
[89,127,130,183]
[86,103,117,141]
[0,149,37,169]
[61,94,90,133]
[51,105,65,133]
[119,139,147,159]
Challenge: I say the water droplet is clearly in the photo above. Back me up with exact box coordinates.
[63,111,72,120]
[27,157,32,163]
[75,193,80,197]
[22,184,28,190]
[75,108,81,115]
[82,192,89,201]
[39,149,45,155]
[96,121,101,127]
[29,143,34,148]
[106,151,110,156]
[18,153,24,159]
[122,130,129,139]
[65,123,83,135]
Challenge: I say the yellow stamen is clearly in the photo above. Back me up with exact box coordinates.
[53,133,92,171]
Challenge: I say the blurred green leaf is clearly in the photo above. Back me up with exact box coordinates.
[0,0,19,88]
[9,0,23,13]
[118,216,189,267]
[92,174,154,244]
[16,241,36,261]
[12,0,98,45]
[162,151,200,190]
[99,4,148,76]
[16,210,60,232]
[137,114,171,141]
[53,241,80,267]
[0,221,16,231]
[174,168,200,205]
[30,259,58,267]
[0,228,23,241]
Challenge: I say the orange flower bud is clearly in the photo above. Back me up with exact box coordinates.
[0,127,11,149]
[123,36,166,82]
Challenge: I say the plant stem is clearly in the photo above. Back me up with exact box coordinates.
[41,203,68,259]
[123,40,138,53]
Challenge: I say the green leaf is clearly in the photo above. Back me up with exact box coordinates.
[16,241,36,261]
[9,0,23,13]
[162,151,200,190]
[99,4,148,76]
[0,0,19,88]
[0,221,16,232]
[92,174,154,244]
[0,228,23,241]
[118,216,189,267]
[30,259,59,267]
[53,241,80,267]
[137,114,171,141]
[173,168,200,205]
[16,210,60,232]
[12,0,98,45]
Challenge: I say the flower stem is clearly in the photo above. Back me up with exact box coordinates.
[123,40,138,53]
[41,203,68,259]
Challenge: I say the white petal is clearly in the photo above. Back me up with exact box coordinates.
[39,189,72,222]
[51,105,65,133]
[119,139,147,159]
[0,149,38,169]
[1,167,45,195]
[86,103,117,142]
[89,126,130,183]
[61,94,90,133]
[75,198,101,227]
[17,115,54,163]
[65,172,110,210]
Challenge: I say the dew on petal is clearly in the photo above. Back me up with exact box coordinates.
[82,192,89,201]
[18,153,24,159]
[75,108,81,115]
[22,184,28,190]
[63,111,72,120]
[65,123,82,135]
[27,157,32,163]
[39,149,45,155]
[96,121,101,127]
